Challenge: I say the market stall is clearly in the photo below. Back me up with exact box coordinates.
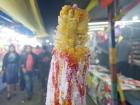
[87,65,140,105]
[86,0,140,104]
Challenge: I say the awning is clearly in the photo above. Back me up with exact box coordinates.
[0,0,47,37]
[86,0,135,22]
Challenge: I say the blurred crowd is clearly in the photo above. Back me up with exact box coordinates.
[1,44,51,101]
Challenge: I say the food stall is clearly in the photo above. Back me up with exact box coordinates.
[87,65,140,105]
[87,1,140,105]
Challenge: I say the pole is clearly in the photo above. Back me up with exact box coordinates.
[108,1,118,105]
[114,0,126,105]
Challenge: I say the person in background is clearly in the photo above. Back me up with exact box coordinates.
[2,44,19,100]
[19,45,27,91]
[32,45,42,76]
[38,45,51,92]
[33,45,42,55]
[20,45,36,100]
[116,36,131,76]
[97,38,109,68]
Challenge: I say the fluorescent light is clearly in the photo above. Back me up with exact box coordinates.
[88,22,108,26]
[0,27,38,47]
[88,31,96,35]
[46,39,49,43]
[120,25,125,28]
[88,28,104,31]
[132,16,139,21]
[118,20,140,23]
[89,20,140,27]
[0,15,14,23]
[88,25,108,29]
[49,43,52,45]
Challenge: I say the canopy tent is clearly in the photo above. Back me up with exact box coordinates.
[0,0,47,37]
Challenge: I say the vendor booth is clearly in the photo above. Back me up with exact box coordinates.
[87,1,140,105]
[87,65,140,105]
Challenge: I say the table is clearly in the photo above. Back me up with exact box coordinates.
[87,65,140,105]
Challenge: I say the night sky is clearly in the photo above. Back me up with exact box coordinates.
[37,0,66,34]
